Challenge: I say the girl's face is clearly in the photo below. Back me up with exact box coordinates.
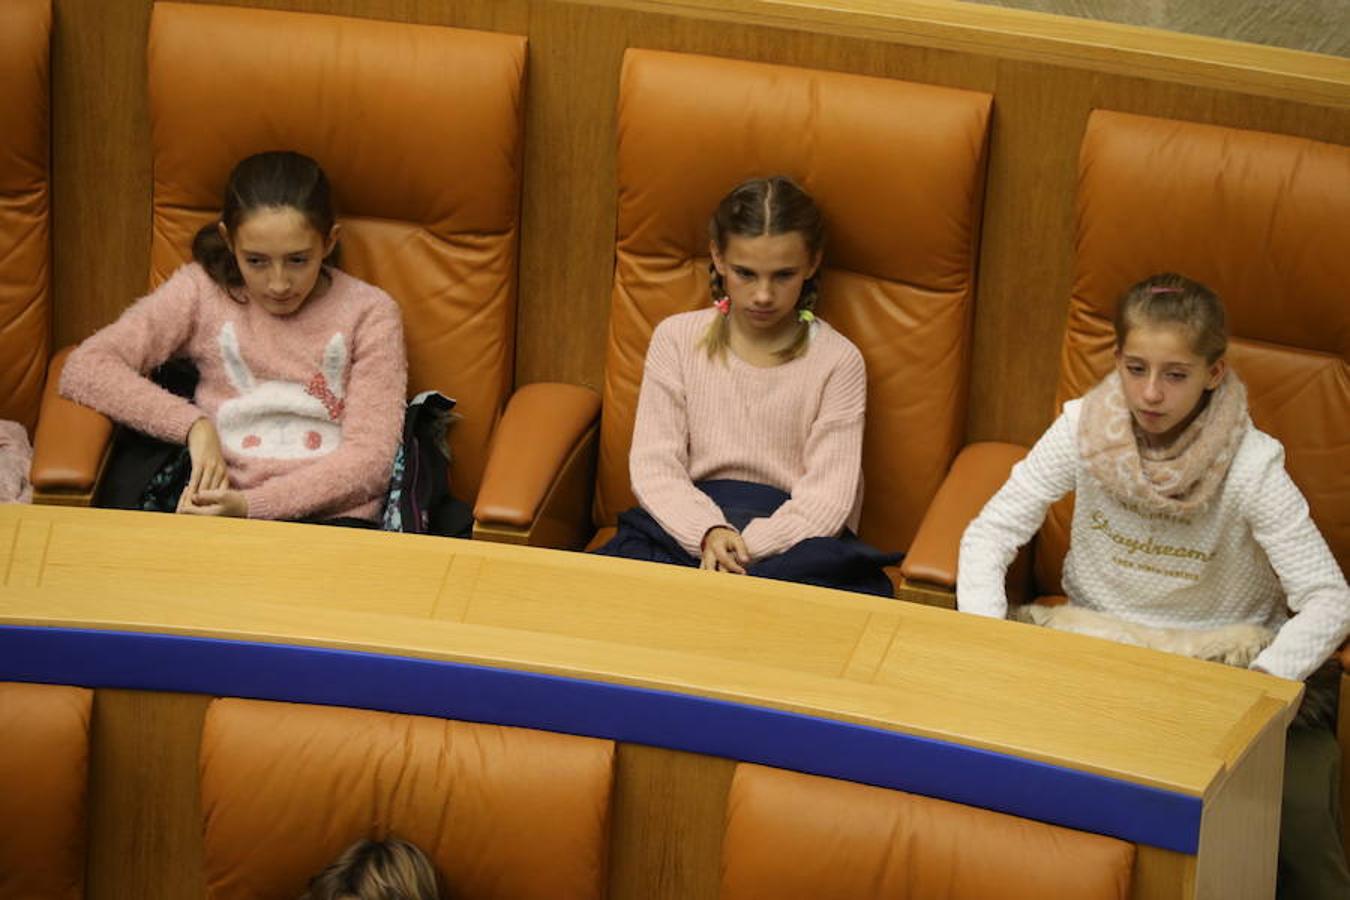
[1115,322,1226,447]
[710,231,821,338]
[223,206,338,316]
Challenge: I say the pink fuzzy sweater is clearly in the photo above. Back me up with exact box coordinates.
[0,421,33,504]
[61,263,407,522]
[630,309,867,560]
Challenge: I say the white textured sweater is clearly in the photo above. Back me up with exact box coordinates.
[957,399,1350,681]
[630,309,867,561]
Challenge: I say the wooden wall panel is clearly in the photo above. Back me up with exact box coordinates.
[607,743,735,900]
[49,0,1350,450]
[85,689,209,900]
[965,58,1085,442]
[516,0,625,392]
[51,0,154,350]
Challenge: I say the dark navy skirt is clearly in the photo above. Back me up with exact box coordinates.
[592,480,901,598]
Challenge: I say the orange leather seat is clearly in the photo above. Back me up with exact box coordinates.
[32,1,527,507]
[475,49,993,566]
[199,698,614,900]
[907,110,1349,598]
[720,763,1134,900]
[0,682,93,900]
[0,0,53,437]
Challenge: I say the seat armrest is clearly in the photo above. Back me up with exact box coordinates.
[899,442,1028,590]
[30,346,115,506]
[473,382,600,548]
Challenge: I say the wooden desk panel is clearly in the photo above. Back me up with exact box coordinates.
[0,506,1297,790]
[442,553,879,677]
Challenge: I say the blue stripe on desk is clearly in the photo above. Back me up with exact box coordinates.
[0,624,1200,852]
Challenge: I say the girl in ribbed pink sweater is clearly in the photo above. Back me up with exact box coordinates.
[596,177,897,596]
[61,152,407,524]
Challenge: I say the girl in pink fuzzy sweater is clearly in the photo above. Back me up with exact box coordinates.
[595,177,897,596]
[61,151,407,524]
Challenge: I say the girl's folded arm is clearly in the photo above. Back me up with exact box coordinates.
[1245,448,1350,681]
[629,325,731,557]
[242,301,408,521]
[738,351,865,560]
[59,266,208,443]
[957,410,1079,618]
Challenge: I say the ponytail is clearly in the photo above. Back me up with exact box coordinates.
[191,222,244,290]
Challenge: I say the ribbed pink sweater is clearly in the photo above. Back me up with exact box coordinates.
[630,309,867,560]
[61,263,407,522]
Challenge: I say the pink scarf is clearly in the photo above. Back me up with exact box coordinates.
[1077,370,1248,519]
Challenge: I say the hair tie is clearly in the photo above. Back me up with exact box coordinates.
[713,297,730,316]
[1148,286,1182,295]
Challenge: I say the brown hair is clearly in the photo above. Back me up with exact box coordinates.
[702,176,825,363]
[192,150,341,292]
[300,837,444,900]
[1113,272,1227,363]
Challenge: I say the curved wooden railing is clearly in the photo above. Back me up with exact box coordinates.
[0,504,1300,899]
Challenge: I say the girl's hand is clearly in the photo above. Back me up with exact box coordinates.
[701,526,749,574]
[178,487,248,518]
[185,417,230,502]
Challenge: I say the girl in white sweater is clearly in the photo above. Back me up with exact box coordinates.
[958,272,1350,898]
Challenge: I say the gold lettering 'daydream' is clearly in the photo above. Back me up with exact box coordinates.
[1089,510,1214,563]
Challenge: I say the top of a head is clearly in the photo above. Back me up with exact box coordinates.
[300,837,442,900]
[1113,272,1228,364]
[222,150,335,235]
[709,175,825,256]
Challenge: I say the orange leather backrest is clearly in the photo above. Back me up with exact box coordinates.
[0,682,92,900]
[720,763,1134,900]
[147,2,526,501]
[597,49,992,549]
[0,0,51,432]
[1038,110,1350,593]
[199,698,614,900]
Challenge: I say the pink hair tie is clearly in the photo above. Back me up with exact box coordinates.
[713,297,730,316]
[1148,286,1182,295]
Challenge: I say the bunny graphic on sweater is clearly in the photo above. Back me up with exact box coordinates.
[215,322,347,460]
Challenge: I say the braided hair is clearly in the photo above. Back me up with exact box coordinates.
[702,176,825,362]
